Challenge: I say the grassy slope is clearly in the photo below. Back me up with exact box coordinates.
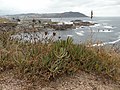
[0,31,120,83]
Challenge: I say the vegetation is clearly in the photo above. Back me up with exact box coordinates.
[0,18,10,23]
[0,30,120,82]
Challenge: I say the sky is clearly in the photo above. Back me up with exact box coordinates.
[0,0,120,16]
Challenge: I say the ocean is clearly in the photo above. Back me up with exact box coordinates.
[11,17,120,46]
[50,17,120,45]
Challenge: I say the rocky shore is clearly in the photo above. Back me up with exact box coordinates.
[0,18,96,32]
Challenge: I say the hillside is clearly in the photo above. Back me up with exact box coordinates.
[41,11,88,18]
[6,11,87,18]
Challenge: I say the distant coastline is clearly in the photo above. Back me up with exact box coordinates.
[5,11,88,18]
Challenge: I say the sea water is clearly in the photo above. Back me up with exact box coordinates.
[51,17,120,45]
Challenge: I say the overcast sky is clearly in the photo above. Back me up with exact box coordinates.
[0,0,120,16]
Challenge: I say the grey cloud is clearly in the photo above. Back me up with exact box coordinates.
[0,0,120,16]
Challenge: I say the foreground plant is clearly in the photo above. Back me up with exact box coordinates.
[0,31,120,82]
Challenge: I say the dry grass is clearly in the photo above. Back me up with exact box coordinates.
[0,30,120,82]
[0,18,10,23]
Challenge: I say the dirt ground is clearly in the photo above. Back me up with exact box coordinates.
[0,71,120,90]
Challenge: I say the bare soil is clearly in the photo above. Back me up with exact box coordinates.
[0,71,120,90]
